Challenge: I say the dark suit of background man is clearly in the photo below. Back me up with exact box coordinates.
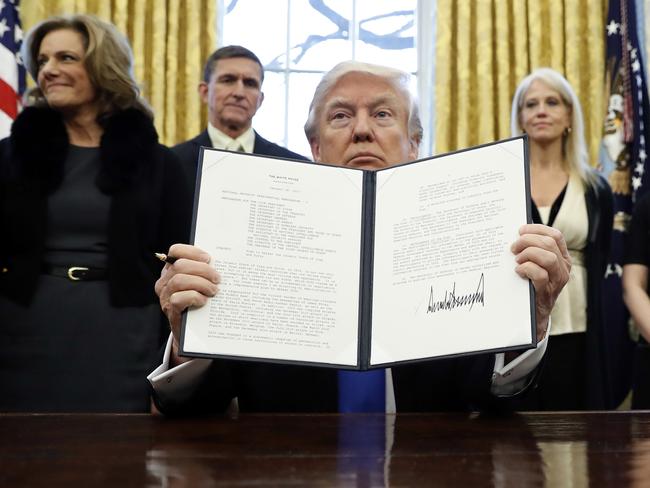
[173,45,309,191]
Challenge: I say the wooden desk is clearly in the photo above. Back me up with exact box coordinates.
[1,412,649,486]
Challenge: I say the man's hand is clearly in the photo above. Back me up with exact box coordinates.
[155,244,220,363]
[511,224,571,341]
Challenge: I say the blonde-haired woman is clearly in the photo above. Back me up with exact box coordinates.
[510,68,613,409]
[0,15,191,412]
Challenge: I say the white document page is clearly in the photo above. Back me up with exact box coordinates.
[370,138,533,365]
[181,150,364,366]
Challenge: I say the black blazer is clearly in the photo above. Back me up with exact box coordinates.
[0,107,192,307]
[582,174,619,408]
[172,130,311,194]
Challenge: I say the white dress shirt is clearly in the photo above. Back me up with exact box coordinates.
[207,123,255,153]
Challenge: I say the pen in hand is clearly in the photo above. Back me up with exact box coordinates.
[155,252,177,265]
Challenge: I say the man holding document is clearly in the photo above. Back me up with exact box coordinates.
[149,62,571,414]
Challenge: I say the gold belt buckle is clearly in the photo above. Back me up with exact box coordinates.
[67,266,89,281]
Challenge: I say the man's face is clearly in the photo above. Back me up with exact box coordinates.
[200,57,264,138]
[309,71,418,170]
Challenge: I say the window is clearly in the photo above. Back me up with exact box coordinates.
[219,0,430,158]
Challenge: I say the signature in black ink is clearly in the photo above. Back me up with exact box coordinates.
[427,273,485,313]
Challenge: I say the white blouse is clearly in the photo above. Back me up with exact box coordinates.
[537,173,588,335]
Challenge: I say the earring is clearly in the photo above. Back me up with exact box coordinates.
[564,127,572,136]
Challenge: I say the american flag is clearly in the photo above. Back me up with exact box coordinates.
[0,0,26,139]
[598,0,650,407]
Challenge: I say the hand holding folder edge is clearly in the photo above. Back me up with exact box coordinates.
[154,244,220,366]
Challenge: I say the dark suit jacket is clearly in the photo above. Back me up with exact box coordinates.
[172,130,310,194]
[153,352,523,415]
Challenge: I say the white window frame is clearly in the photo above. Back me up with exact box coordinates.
[217,0,436,157]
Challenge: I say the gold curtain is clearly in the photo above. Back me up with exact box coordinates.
[435,0,608,166]
[21,0,216,146]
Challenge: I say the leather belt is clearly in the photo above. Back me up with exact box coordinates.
[43,265,108,281]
